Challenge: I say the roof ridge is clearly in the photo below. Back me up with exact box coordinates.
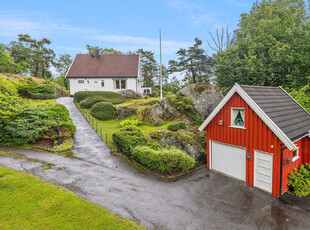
[240,84,280,89]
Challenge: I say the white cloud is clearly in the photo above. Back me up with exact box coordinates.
[0,12,191,55]
[166,0,217,25]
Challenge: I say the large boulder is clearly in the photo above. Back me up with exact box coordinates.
[115,106,138,119]
[140,97,182,126]
[117,89,143,99]
[148,128,206,163]
[177,82,223,120]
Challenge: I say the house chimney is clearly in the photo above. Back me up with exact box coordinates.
[91,53,95,58]
[95,49,100,59]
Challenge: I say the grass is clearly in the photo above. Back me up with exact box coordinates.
[0,166,146,230]
[79,106,172,151]
[20,98,56,106]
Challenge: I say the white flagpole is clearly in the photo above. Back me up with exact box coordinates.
[159,29,163,100]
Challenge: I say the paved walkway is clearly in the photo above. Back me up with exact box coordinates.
[0,97,309,230]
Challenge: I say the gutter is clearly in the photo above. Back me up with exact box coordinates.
[279,145,287,199]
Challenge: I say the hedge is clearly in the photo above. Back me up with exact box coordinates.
[132,146,195,172]
[112,126,148,156]
[74,91,126,104]
[167,122,186,131]
[80,96,107,109]
[90,102,116,121]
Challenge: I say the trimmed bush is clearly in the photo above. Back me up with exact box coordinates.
[112,126,148,156]
[74,91,126,104]
[90,102,116,121]
[288,164,310,196]
[80,96,107,109]
[132,145,195,172]
[167,122,186,131]
[119,119,140,127]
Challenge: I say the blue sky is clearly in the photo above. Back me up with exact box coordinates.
[0,0,258,76]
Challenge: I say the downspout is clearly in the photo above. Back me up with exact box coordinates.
[279,145,287,199]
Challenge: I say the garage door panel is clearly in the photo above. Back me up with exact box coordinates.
[254,151,273,193]
[211,141,246,181]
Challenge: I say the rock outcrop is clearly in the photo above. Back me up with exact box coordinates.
[117,89,143,99]
[177,82,223,120]
[115,106,138,119]
[140,97,182,126]
[148,128,206,163]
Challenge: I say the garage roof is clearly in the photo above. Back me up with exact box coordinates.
[199,83,310,151]
[240,85,310,141]
[66,54,139,78]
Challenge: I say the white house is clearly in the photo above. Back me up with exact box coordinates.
[66,52,151,95]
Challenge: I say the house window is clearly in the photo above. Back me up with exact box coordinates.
[101,80,104,87]
[292,148,300,162]
[231,108,245,128]
[114,80,126,89]
[78,80,84,84]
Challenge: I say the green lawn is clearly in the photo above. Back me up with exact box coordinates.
[0,166,146,230]
[80,107,172,151]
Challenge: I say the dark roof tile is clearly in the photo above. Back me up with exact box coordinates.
[241,85,310,141]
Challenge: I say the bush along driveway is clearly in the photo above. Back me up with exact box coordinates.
[0,97,310,230]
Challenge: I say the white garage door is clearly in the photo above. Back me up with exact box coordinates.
[210,141,246,181]
[254,150,273,193]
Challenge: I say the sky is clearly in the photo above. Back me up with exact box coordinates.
[0,0,258,77]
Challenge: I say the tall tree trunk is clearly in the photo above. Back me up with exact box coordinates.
[42,65,45,79]
[35,65,40,78]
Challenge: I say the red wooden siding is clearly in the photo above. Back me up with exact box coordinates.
[301,136,310,164]
[204,93,283,197]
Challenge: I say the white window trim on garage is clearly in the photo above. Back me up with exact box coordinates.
[209,140,246,181]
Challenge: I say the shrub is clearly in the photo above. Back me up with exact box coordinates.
[90,102,116,121]
[169,95,193,112]
[0,104,75,146]
[288,164,310,196]
[80,96,107,109]
[167,122,186,131]
[119,119,140,127]
[132,146,195,172]
[74,91,126,104]
[112,126,148,156]
[16,77,55,99]
[0,76,18,96]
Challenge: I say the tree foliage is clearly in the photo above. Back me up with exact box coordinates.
[169,38,213,83]
[85,45,123,55]
[7,34,55,78]
[215,0,310,90]
[0,44,28,74]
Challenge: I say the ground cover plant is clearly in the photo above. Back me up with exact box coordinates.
[74,91,126,104]
[288,164,310,197]
[0,166,145,230]
[119,119,140,127]
[167,122,186,131]
[15,77,55,99]
[90,102,116,121]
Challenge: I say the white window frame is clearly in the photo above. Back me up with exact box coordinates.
[292,147,300,162]
[78,80,84,84]
[230,107,245,129]
[114,79,127,89]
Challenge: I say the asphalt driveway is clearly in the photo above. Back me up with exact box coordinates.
[0,97,309,230]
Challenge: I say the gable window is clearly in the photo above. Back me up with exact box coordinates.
[78,80,84,84]
[114,80,127,89]
[231,108,245,128]
[101,80,104,87]
[292,147,300,162]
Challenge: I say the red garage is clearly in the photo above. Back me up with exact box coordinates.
[199,83,310,197]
